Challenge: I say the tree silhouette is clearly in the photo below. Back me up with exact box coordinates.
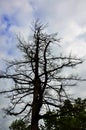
[0,20,83,130]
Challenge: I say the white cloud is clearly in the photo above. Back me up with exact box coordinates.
[0,0,33,20]
[64,39,86,57]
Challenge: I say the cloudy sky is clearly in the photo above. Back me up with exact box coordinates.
[0,0,86,129]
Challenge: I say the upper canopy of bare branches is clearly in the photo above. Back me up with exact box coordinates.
[0,20,84,123]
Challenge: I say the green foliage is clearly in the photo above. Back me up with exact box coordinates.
[43,111,59,130]
[42,98,86,130]
[9,119,29,130]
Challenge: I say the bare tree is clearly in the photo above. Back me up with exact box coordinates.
[0,20,83,130]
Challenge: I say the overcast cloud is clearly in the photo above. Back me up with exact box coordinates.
[0,0,86,129]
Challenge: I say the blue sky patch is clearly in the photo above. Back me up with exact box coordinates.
[2,15,11,30]
[7,49,13,55]
[0,14,18,39]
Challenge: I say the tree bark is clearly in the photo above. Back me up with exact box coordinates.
[31,96,41,130]
[31,119,39,130]
[31,78,42,130]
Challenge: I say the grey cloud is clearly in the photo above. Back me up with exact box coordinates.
[76,32,86,42]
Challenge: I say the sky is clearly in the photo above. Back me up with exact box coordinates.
[0,0,86,129]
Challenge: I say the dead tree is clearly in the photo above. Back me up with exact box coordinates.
[0,20,83,130]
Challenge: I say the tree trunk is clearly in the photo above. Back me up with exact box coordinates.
[31,98,40,130]
[31,119,39,130]
[31,86,41,130]
[31,89,42,130]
